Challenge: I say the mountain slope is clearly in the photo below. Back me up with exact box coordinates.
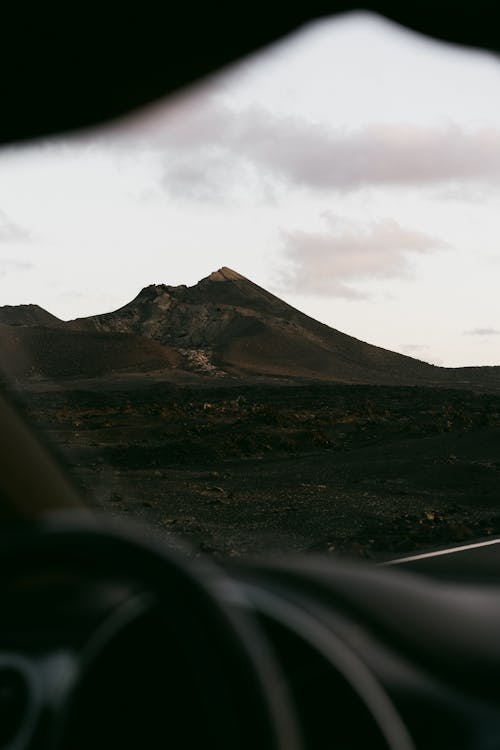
[68,267,492,386]
[0,324,181,380]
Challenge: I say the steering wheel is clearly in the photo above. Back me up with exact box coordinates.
[0,514,416,750]
[0,514,300,749]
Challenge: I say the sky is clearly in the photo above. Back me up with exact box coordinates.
[0,11,500,367]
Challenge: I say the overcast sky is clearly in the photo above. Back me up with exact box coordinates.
[1,11,500,367]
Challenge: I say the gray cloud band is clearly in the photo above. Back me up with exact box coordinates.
[157,102,500,192]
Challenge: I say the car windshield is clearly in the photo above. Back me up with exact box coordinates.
[1,12,500,561]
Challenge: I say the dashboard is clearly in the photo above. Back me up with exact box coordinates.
[2,517,500,749]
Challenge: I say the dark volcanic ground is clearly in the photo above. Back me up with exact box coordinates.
[16,379,500,561]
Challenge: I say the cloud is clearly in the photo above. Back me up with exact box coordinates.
[147,100,500,195]
[162,151,246,202]
[464,327,500,336]
[239,117,500,191]
[431,183,491,204]
[0,258,33,277]
[280,214,448,297]
[0,209,31,242]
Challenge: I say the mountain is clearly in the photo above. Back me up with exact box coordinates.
[2,267,500,388]
[68,267,498,388]
[0,303,62,328]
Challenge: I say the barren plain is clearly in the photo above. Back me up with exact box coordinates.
[3,267,500,560]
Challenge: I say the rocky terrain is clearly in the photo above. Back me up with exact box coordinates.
[16,381,500,560]
[2,267,500,560]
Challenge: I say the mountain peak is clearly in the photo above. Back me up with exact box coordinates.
[0,303,62,327]
[203,267,248,283]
